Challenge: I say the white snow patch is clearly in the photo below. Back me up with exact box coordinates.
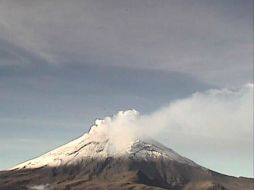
[29,184,49,190]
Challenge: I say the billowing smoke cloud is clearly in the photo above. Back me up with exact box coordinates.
[89,84,253,174]
[88,110,140,154]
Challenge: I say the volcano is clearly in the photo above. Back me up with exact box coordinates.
[0,111,253,190]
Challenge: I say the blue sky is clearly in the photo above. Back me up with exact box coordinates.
[0,0,253,177]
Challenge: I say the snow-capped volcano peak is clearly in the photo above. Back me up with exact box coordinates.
[11,110,197,170]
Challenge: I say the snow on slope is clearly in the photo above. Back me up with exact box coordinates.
[11,110,197,170]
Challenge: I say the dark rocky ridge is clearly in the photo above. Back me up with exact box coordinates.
[0,156,253,190]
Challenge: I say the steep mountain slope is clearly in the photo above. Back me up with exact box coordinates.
[0,111,253,190]
[11,132,197,171]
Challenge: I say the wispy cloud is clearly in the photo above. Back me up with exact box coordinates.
[0,0,252,85]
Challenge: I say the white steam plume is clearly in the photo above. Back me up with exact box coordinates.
[89,83,253,157]
[139,83,253,141]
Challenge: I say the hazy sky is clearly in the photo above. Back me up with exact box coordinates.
[0,0,253,177]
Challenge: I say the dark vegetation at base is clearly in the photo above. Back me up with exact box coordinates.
[0,157,253,190]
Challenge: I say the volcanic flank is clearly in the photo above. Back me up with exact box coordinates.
[0,110,253,190]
